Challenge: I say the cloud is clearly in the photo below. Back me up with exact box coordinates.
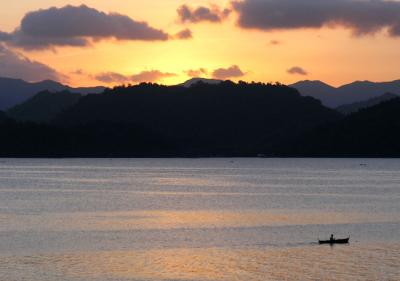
[287,66,308,76]
[177,4,230,23]
[185,68,209,77]
[232,0,400,37]
[0,44,65,82]
[0,31,12,41]
[212,65,245,79]
[0,5,169,50]
[71,69,85,75]
[131,70,176,83]
[269,40,281,45]
[174,28,193,40]
[95,70,176,84]
[94,72,129,84]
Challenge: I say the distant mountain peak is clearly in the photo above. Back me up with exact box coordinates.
[0,76,105,110]
[291,79,400,108]
[291,80,336,89]
[181,78,222,88]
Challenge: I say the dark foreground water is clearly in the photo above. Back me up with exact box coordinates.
[0,158,399,281]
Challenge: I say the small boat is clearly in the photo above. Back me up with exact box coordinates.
[319,237,350,244]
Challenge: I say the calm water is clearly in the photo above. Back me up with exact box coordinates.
[0,158,399,281]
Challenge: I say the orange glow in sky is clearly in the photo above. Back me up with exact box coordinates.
[1,0,400,87]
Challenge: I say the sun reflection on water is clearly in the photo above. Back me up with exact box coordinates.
[2,244,399,281]
[2,210,398,232]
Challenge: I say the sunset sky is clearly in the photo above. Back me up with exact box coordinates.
[1,0,400,87]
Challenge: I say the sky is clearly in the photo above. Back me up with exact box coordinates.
[1,0,400,87]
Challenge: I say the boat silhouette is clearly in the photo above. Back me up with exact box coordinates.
[319,237,350,244]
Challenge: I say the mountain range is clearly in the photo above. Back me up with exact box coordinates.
[0,81,340,157]
[181,78,400,108]
[290,80,400,108]
[1,80,400,157]
[0,77,105,110]
[1,76,400,111]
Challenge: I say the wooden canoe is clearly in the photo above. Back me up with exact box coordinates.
[319,237,350,244]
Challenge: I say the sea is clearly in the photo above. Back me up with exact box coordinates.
[0,158,399,281]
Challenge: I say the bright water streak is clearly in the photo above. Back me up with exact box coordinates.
[0,158,399,281]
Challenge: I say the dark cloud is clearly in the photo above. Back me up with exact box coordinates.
[185,68,208,77]
[0,5,169,50]
[174,28,193,40]
[95,70,176,84]
[287,66,308,76]
[232,0,400,37]
[0,31,12,41]
[0,44,65,82]
[212,65,245,79]
[177,4,230,23]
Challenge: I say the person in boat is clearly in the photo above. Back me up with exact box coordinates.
[330,234,335,241]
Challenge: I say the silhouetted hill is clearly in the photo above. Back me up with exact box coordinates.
[291,80,400,108]
[0,77,105,110]
[51,81,340,156]
[0,81,342,157]
[336,93,397,115]
[1,82,400,157]
[7,91,82,123]
[290,80,336,105]
[338,80,400,97]
[181,78,222,87]
[284,98,400,157]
